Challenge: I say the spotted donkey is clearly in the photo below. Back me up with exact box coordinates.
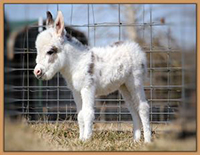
[34,11,151,143]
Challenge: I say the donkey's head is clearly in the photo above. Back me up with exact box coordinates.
[34,11,66,80]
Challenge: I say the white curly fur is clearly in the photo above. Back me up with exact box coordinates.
[34,11,151,143]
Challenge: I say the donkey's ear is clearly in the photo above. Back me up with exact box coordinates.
[54,11,65,37]
[46,11,54,29]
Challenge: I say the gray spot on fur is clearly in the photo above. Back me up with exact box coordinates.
[141,63,145,69]
[119,64,123,72]
[110,41,124,47]
[99,70,102,76]
[88,52,95,75]
[88,63,94,75]
[51,46,58,53]
[90,77,94,84]
[91,51,95,61]
[48,46,58,63]
[95,55,104,62]
[91,52,104,62]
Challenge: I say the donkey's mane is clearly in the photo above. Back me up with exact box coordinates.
[65,33,90,51]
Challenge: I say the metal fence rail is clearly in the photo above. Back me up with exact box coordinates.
[4,4,196,126]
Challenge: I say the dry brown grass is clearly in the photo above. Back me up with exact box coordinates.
[4,120,196,151]
[4,120,56,151]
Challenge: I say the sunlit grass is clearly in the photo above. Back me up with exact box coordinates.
[4,119,196,151]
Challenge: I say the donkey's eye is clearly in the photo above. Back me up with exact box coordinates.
[47,46,58,55]
[47,50,54,55]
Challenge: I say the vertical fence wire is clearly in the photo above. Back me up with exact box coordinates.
[142,5,145,47]
[57,4,59,11]
[46,4,49,11]
[149,5,153,123]
[25,6,30,120]
[87,5,90,42]
[181,5,186,130]
[45,4,49,122]
[70,4,73,25]
[167,27,171,122]
[56,4,60,121]
[22,27,26,116]
[118,4,122,130]
[92,5,96,46]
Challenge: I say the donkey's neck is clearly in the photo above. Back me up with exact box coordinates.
[60,37,90,86]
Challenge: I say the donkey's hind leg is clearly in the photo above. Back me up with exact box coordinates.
[126,71,151,143]
[119,84,142,142]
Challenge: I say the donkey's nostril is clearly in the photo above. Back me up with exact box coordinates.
[36,69,42,76]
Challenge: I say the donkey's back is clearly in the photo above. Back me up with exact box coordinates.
[91,41,147,96]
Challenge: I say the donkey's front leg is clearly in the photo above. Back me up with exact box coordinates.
[73,91,84,140]
[80,86,95,140]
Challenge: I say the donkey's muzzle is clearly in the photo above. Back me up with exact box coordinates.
[34,67,44,79]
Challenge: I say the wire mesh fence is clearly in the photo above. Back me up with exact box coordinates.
[4,4,196,126]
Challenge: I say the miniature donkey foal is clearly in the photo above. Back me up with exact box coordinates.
[34,11,151,143]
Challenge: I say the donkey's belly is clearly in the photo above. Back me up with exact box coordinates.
[95,78,125,96]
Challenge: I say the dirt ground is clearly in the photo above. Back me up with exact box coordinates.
[4,119,196,151]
